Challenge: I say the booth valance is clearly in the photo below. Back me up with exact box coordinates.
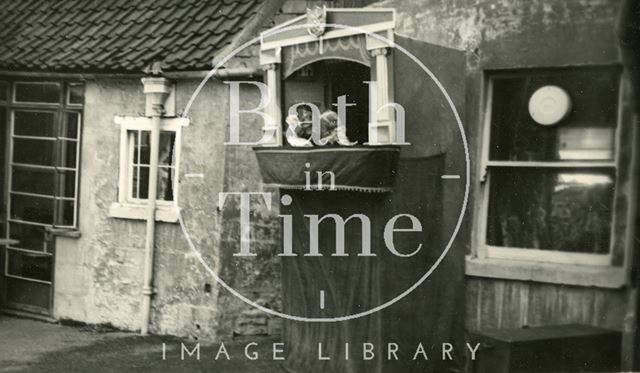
[282,34,372,78]
[253,146,400,192]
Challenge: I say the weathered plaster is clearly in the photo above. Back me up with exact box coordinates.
[53,77,248,340]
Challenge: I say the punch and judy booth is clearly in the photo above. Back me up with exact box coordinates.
[254,8,467,373]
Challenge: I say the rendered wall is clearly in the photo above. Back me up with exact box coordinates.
[53,76,282,340]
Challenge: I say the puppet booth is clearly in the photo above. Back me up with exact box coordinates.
[254,8,466,373]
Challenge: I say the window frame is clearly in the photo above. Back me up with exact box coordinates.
[109,116,188,223]
[123,129,177,206]
[468,66,636,288]
[1,79,84,231]
[0,78,84,291]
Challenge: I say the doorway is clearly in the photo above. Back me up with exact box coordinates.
[0,80,82,316]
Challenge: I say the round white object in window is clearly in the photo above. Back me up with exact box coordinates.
[528,85,572,126]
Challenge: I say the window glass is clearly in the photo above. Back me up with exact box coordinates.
[8,222,47,252]
[129,130,175,201]
[10,194,55,225]
[57,139,78,168]
[15,82,61,104]
[133,166,150,200]
[14,111,56,137]
[61,112,80,139]
[57,170,76,198]
[67,84,84,105]
[487,168,614,253]
[489,68,619,162]
[157,166,175,201]
[13,138,55,166]
[7,249,52,282]
[12,167,55,196]
[135,131,150,165]
[159,132,175,165]
[0,81,8,101]
[55,199,75,226]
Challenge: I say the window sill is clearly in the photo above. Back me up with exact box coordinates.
[465,256,627,289]
[108,202,179,223]
[45,227,81,238]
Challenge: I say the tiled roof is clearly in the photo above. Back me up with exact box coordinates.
[0,0,265,72]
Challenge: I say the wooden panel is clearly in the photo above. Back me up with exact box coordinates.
[466,277,627,331]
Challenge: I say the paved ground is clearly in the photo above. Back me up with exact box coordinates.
[0,315,286,373]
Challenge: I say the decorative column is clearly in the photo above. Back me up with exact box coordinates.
[261,56,282,146]
[368,46,396,145]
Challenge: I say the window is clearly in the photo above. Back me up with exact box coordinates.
[126,130,176,202]
[478,67,624,267]
[0,80,83,291]
[109,116,187,222]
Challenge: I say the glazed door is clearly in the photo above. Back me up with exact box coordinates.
[0,81,82,316]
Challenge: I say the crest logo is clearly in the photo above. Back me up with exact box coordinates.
[306,6,326,37]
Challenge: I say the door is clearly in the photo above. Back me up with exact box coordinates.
[0,80,82,316]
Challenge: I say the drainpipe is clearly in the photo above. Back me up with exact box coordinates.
[140,76,173,335]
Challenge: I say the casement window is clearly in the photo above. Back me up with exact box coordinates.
[469,66,635,287]
[0,80,83,288]
[125,129,176,203]
[109,116,186,222]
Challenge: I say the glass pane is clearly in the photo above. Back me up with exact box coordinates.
[12,167,55,196]
[129,131,139,163]
[489,68,619,162]
[137,131,150,165]
[57,139,77,168]
[130,131,175,201]
[10,194,54,224]
[138,166,149,199]
[61,112,80,139]
[159,131,176,166]
[14,111,56,137]
[57,170,76,198]
[55,199,75,226]
[131,166,139,199]
[158,166,174,201]
[7,249,52,282]
[13,138,55,166]
[9,222,47,252]
[15,82,61,104]
[67,84,84,105]
[487,168,614,253]
[0,81,8,101]
[5,277,51,312]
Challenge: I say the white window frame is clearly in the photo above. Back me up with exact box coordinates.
[109,116,188,223]
[467,67,636,288]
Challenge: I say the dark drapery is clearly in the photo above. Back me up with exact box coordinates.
[254,147,400,192]
[280,155,465,373]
